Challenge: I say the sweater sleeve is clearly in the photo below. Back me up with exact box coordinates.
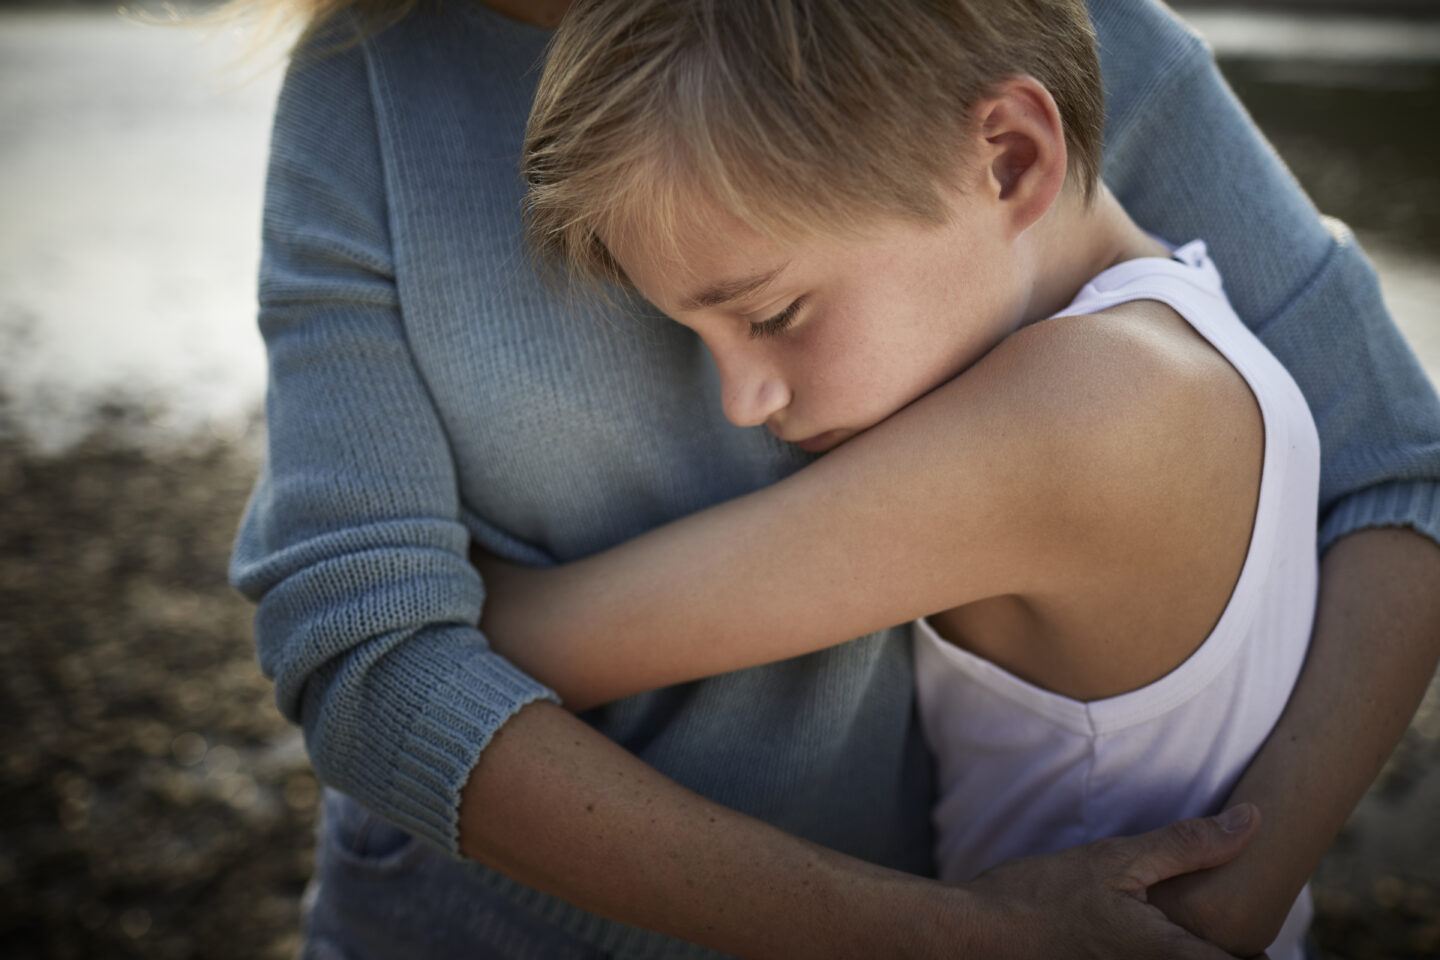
[1091,0,1440,553]
[229,35,558,857]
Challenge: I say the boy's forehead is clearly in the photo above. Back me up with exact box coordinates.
[604,194,792,304]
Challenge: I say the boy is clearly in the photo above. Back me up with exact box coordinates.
[482,0,1315,954]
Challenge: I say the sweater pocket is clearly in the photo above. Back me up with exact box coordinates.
[321,788,423,871]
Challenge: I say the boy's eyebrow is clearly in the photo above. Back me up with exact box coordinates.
[680,264,787,311]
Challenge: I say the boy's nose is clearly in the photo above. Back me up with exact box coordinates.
[715,349,791,429]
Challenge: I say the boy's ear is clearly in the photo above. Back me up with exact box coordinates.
[973,75,1070,238]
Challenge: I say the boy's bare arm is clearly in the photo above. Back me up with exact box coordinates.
[459,698,1259,960]
[1150,526,1440,955]
[478,316,1189,709]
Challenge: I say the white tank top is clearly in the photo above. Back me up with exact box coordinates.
[913,240,1320,960]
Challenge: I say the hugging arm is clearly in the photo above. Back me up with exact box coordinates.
[478,313,1202,712]
[1150,528,1440,955]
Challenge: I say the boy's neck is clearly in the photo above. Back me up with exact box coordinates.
[1018,185,1171,328]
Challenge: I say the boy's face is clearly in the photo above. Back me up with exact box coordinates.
[606,189,1030,453]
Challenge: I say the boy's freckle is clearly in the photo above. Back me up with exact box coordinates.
[585,803,595,813]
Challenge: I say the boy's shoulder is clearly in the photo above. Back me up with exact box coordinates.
[977,298,1263,566]
[991,298,1260,456]
[950,302,1265,693]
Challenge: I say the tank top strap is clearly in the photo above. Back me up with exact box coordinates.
[1050,239,1223,323]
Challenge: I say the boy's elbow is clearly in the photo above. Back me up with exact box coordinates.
[1209,913,1286,960]
[1150,878,1292,958]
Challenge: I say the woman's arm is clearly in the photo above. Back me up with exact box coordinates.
[1150,527,1440,956]
[229,28,560,853]
[461,698,1264,960]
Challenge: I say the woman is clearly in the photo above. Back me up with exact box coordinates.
[229,0,1440,956]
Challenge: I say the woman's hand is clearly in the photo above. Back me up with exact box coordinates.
[955,803,1269,959]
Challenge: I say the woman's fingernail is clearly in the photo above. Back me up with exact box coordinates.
[1218,805,1253,833]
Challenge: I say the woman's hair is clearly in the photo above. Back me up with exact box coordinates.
[524,0,1103,291]
[216,0,420,52]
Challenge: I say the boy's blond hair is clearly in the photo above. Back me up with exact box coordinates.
[524,0,1104,290]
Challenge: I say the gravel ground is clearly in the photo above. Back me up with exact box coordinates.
[0,418,317,960]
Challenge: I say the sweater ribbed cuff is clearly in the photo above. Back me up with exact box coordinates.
[374,626,560,857]
[1319,480,1440,556]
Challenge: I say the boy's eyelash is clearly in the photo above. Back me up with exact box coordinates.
[748,296,807,340]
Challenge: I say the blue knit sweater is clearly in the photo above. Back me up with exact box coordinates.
[230,0,1440,955]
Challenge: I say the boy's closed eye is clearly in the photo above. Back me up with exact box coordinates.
[747,295,808,340]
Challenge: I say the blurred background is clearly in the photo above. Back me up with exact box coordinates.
[1,1,1437,957]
